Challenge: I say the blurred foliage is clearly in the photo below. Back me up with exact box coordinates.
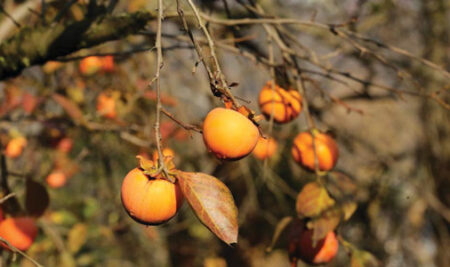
[0,0,449,267]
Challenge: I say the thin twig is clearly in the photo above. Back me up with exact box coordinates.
[153,0,173,182]
[161,108,202,133]
[0,192,16,204]
[185,0,240,108]
[0,237,44,267]
[0,6,21,28]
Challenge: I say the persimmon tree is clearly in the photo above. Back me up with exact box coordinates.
[0,0,449,266]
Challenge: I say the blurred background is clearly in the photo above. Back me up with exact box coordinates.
[0,0,448,266]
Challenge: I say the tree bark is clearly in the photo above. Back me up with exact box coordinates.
[0,11,154,81]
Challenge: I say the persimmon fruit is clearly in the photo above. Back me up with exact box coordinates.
[152,148,175,162]
[101,56,115,72]
[289,230,339,265]
[46,171,67,188]
[252,136,278,160]
[121,167,184,225]
[96,93,117,119]
[22,93,39,114]
[0,217,38,251]
[259,81,302,123]
[203,107,259,160]
[79,56,103,75]
[57,137,73,154]
[291,131,339,172]
[5,137,27,158]
[42,61,62,73]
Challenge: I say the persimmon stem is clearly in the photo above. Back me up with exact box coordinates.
[153,0,173,183]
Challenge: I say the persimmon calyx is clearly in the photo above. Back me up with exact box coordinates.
[136,155,155,172]
[310,128,320,137]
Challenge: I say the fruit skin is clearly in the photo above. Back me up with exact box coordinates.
[121,168,184,225]
[79,56,103,75]
[258,81,302,123]
[291,131,339,172]
[96,93,117,119]
[0,217,38,251]
[289,230,339,265]
[46,171,67,188]
[5,137,27,158]
[202,108,259,160]
[252,136,277,160]
[42,61,62,74]
[56,137,73,154]
[22,93,39,114]
[101,56,115,72]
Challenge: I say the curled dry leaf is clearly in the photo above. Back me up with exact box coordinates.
[174,170,238,245]
[351,249,379,267]
[25,179,50,217]
[68,223,88,254]
[305,201,357,243]
[342,202,357,221]
[296,182,335,218]
[266,216,293,253]
[306,208,341,245]
[327,171,358,199]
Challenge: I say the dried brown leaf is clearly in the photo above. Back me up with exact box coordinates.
[296,182,335,218]
[51,93,84,123]
[175,170,238,245]
[266,216,293,252]
[306,209,340,244]
[351,249,379,267]
[342,202,358,221]
[327,171,358,199]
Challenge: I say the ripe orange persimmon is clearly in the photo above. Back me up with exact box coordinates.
[203,108,259,160]
[152,148,175,162]
[0,208,3,221]
[96,93,117,119]
[42,61,62,73]
[101,56,115,72]
[22,93,39,114]
[252,136,278,160]
[289,230,339,265]
[258,81,302,123]
[79,56,103,75]
[121,168,184,225]
[291,131,338,172]
[57,137,73,154]
[0,217,38,251]
[5,137,27,158]
[46,171,67,188]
